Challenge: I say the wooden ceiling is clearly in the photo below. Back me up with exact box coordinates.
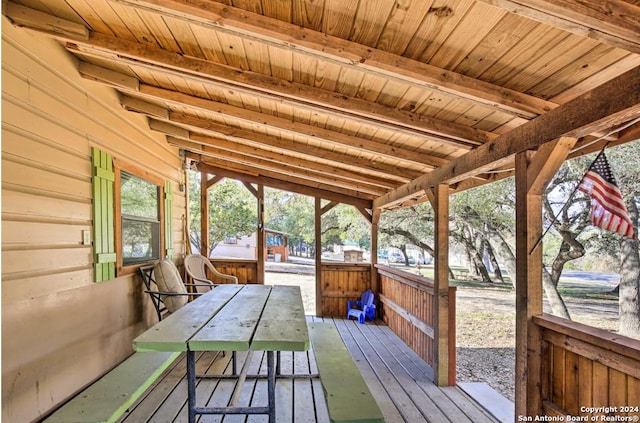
[5,0,640,209]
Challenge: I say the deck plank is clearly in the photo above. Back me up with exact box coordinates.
[352,321,462,423]
[118,319,501,423]
[334,318,426,422]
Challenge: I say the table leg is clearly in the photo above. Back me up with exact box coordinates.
[187,350,196,423]
[267,351,276,423]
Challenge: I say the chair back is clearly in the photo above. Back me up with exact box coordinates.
[185,254,238,288]
[153,259,189,312]
[184,254,213,292]
[139,264,169,321]
[362,289,374,307]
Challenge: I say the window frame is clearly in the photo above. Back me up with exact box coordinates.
[114,159,165,276]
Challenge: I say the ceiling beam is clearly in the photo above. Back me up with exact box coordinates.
[168,136,388,196]
[110,74,456,168]
[163,133,396,192]
[5,3,496,149]
[193,157,374,209]
[115,0,556,119]
[112,86,449,168]
[189,138,395,191]
[374,66,640,209]
[121,92,425,181]
[69,36,493,148]
[478,0,640,54]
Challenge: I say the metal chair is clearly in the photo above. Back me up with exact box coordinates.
[184,254,238,291]
[138,259,213,321]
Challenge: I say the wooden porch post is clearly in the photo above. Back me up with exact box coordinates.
[371,208,381,297]
[514,137,577,418]
[315,197,323,316]
[430,184,451,386]
[257,184,265,283]
[200,170,209,256]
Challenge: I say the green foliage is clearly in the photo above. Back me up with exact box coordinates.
[322,203,370,250]
[264,189,314,252]
[188,172,256,255]
[208,179,257,250]
[451,178,515,230]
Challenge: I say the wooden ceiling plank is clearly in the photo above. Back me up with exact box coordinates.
[145,110,425,180]
[111,0,555,119]
[374,66,640,209]
[477,0,640,54]
[57,26,494,148]
[167,132,399,190]
[129,83,455,168]
[375,0,435,55]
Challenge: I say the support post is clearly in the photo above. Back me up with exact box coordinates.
[257,184,265,283]
[371,208,381,300]
[514,137,576,418]
[200,170,209,256]
[430,184,450,386]
[315,197,323,316]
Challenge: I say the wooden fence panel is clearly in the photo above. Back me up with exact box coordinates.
[376,264,456,381]
[320,263,371,317]
[535,314,640,418]
[210,259,258,284]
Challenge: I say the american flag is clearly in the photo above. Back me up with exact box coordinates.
[577,152,636,239]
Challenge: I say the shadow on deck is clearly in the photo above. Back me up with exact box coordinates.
[117,318,504,422]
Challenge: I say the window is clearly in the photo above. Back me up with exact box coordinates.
[120,171,161,266]
[267,233,283,246]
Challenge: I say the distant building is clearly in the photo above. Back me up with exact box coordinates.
[211,229,289,262]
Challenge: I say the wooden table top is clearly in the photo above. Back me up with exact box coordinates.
[133,284,309,353]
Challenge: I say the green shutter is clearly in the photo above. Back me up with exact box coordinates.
[164,180,174,259]
[92,148,116,282]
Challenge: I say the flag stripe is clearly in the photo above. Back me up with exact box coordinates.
[577,152,636,239]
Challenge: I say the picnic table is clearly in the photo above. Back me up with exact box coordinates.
[133,284,309,423]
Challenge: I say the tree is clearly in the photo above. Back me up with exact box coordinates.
[601,143,640,337]
[379,203,436,266]
[264,189,314,257]
[322,204,371,252]
[188,172,257,256]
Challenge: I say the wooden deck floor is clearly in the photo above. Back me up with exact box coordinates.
[118,318,500,422]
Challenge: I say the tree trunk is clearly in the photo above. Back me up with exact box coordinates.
[619,199,640,338]
[542,269,571,319]
[484,229,517,288]
[484,239,505,283]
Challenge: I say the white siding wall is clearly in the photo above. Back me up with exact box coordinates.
[2,20,186,423]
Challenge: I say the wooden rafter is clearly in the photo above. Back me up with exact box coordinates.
[114,0,556,119]
[375,66,640,209]
[165,136,390,195]
[143,113,421,182]
[194,159,373,209]
[5,2,497,149]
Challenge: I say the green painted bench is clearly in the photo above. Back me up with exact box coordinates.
[308,322,384,423]
[43,351,180,423]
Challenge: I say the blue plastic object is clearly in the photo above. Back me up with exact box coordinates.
[347,289,376,324]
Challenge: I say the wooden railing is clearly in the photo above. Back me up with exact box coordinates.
[210,259,259,284]
[320,263,372,317]
[534,314,640,417]
[376,264,456,383]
